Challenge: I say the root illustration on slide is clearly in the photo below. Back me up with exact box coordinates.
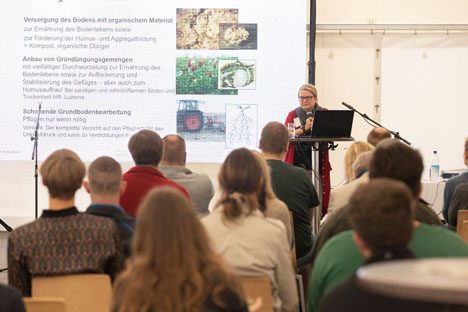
[226,104,257,148]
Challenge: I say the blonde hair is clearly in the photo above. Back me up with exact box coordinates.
[40,149,85,199]
[112,187,245,312]
[344,142,374,181]
[298,83,318,99]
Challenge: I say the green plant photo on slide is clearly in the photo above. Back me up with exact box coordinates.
[176,56,238,95]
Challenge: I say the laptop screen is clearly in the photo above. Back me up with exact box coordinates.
[310,110,354,138]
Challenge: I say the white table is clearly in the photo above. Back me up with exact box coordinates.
[357,258,468,304]
[420,180,446,217]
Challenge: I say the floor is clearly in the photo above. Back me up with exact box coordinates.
[0,231,8,284]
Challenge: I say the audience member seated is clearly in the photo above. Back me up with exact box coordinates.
[342,141,374,184]
[443,137,468,223]
[448,183,468,230]
[318,179,447,312]
[328,149,373,214]
[251,150,292,245]
[307,140,468,312]
[312,141,443,266]
[366,127,392,147]
[84,156,135,257]
[111,187,248,312]
[260,121,319,265]
[8,149,125,296]
[201,148,298,312]
[159,134,214,215]
[0,284,25,312]
[120,130,189,216]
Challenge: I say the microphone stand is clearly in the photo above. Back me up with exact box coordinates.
[31,102,42,219]
[0,218,12,232]
[342,102,411,146]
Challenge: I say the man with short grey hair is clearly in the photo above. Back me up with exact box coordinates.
[159,134,214,215]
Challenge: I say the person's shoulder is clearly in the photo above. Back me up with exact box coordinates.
[265,197,288,215]
[0,284,25,311]
[447,172,468,186]
[165,177,190,193]
[323,230,354,249]
[78,212,118,229]
[316,230,362,266]
[413,223,468,256]
[286,109,297,118]
[200,208,222,226]
[0,283,22,296]
[9,219,42,240]
[186,169,213,184]
[262,215,287,234]
[273,160,309,178]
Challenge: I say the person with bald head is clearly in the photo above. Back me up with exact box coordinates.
[159,134,214,215]
[367,127,392,147]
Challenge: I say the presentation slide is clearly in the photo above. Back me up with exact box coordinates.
[0,0,307,162]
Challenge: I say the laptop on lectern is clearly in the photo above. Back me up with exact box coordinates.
[310,110,354,139]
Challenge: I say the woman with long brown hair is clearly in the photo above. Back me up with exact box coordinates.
[111,187,248,312]
[201,148,298,312]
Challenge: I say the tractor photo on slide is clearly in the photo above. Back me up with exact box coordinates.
[177,100,226,133]
[177,100,205,132]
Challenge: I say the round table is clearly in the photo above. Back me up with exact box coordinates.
[356,258,468,305]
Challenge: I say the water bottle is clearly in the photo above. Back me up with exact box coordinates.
[430,151,440,182]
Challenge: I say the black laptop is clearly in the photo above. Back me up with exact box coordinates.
[310,110,354,139]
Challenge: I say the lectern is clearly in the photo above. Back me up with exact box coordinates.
[288,137,354,235]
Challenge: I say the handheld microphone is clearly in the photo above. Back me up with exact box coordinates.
[342,102,354,110]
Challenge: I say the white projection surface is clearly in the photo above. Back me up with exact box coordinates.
[0,0,307,162]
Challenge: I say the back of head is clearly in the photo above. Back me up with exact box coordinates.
[128,130,163,165]
[40,149,85,200]
[162,134,186,165]
[349,178,414,252]
[260,121,288,156]
[367,127,392,147]
[218,148,263,219]
[133,187,207,268]
[369,139,423,197]
[344,141,374,181]
[88,156,122,196]
[351,151,373,178]
[114,187,242,312]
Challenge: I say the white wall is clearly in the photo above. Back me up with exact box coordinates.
[314,0,468,184]
[317,0,468,24]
